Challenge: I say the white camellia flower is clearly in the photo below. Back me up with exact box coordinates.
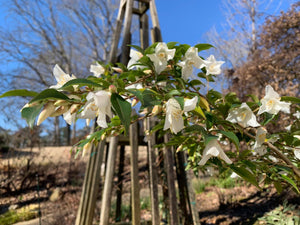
[293,111,300,119]
[62,95,81,125]
[90,62,105,77]
[226,103,260,128]
[202,55,224,75]
[80,91,112,128]
[294,148,300,160]
[163,96,198,134]
[198,139,232,165]
[127,49,144,69]
[147,42,175,74]
[50,64,76,89]
[253,127,267,155]
[258,85,291,115]
[177,47,204,80]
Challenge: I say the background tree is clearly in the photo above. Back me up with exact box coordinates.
[227,2,300,99]
[0,0,119,145]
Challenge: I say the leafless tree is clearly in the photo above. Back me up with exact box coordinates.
[0,0,119,145]
[228,2,300,99]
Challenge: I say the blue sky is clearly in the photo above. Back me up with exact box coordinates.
[0,0,297,132]
[156,0,297,45]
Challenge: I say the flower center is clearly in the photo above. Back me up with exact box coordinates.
[158,52,166,59]
[266,100,274,109]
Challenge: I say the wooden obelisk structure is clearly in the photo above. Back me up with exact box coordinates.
[75,0,199,225]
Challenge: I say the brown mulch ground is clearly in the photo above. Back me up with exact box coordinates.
[1,146,299,225]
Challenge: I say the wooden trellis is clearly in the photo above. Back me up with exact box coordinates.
[75,0,199,225]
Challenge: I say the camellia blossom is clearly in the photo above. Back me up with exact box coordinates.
[202,55,224,75]
[198,139,232,165]
[226,103,260,128]
[163,96,198,134]
[127,49,144,69]
[90,62,105,77]
[50,64,76,89]
[147,42,175,74]
[80,91,112,128]
[258,85,290,115]
[253,127,267,155]
[177,47,204,80]
[294,148,300,160]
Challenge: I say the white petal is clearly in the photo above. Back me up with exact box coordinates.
[247,114,260,127]
[96,111,108,128]
[170,116,184,134]
[294,149,300,160]
[219,150,232,164]
[198,154,212,166]
[265,85,280,99]
[163,114,171,131]
[183,96,198,112]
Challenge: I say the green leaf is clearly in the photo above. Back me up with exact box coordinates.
[142,89,160,107]
[167,42,179,49]
[230,165,259,188]
[21,104,43,128]
[29,89,69,103]
[280,174,300,193]
[174,96,184,110]
[219,130,239,150]
[128,44,144,54]
[281,96,300,104]
[184,124,206,134]
[165,90,182,99]
[110,93,132,135]
[193,106,206,119]
[194,43,214,51]
[262,112,276,126]
[60,78,102,89]
[204,135,218,145]
[127,89,144,104]
[0,89,38,98]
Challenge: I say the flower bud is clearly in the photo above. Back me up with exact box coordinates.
[101,133,106,141]
[50,105,70,117]
[37,102,56,126]
[109,85,117,93]
[54,100,69,107]
[143,69,152,74]
[112,67,123,73]
[151,105,162,116]
[82,142,91,157]
[70,104,81,114]
[176,144,183,152]
[131,98,139,107]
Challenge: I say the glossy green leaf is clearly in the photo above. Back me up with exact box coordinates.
[281,96,300,104]
[280,174,300,193]
[230,165,259,188]
[219,130,239,150]
[60,78,102,89]
[0,89,38,98]
[194,43,214,51]
[21,104,43,128]
[174,96,184,110]
[128,44,144,54]
[184,124,206,134]
[111,93,132,135]
[29,89,69,103]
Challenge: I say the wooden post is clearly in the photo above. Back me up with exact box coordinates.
[164,134,179,225]
[99,136,119,225]
[146,118,160,225]
[149,0,162,42]
[75,141,106,225]
[130,112,141,225]
[115,145,126,222]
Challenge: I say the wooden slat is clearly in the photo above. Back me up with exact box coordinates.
[130,112,141,225]
[75,140,106,225]
[164,134,179,225]
[146,118,160,225]
[149,0,162,42]
[99,136,119,225]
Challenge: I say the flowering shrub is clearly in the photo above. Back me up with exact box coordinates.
[1,42,299,192]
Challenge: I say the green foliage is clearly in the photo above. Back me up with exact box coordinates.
[257,200,300,225]
[192,179,206,194]
[0,89,38,98]
[0,209,38,225]
[21,104,43,128]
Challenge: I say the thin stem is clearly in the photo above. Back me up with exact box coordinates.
[243,129,300,179]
